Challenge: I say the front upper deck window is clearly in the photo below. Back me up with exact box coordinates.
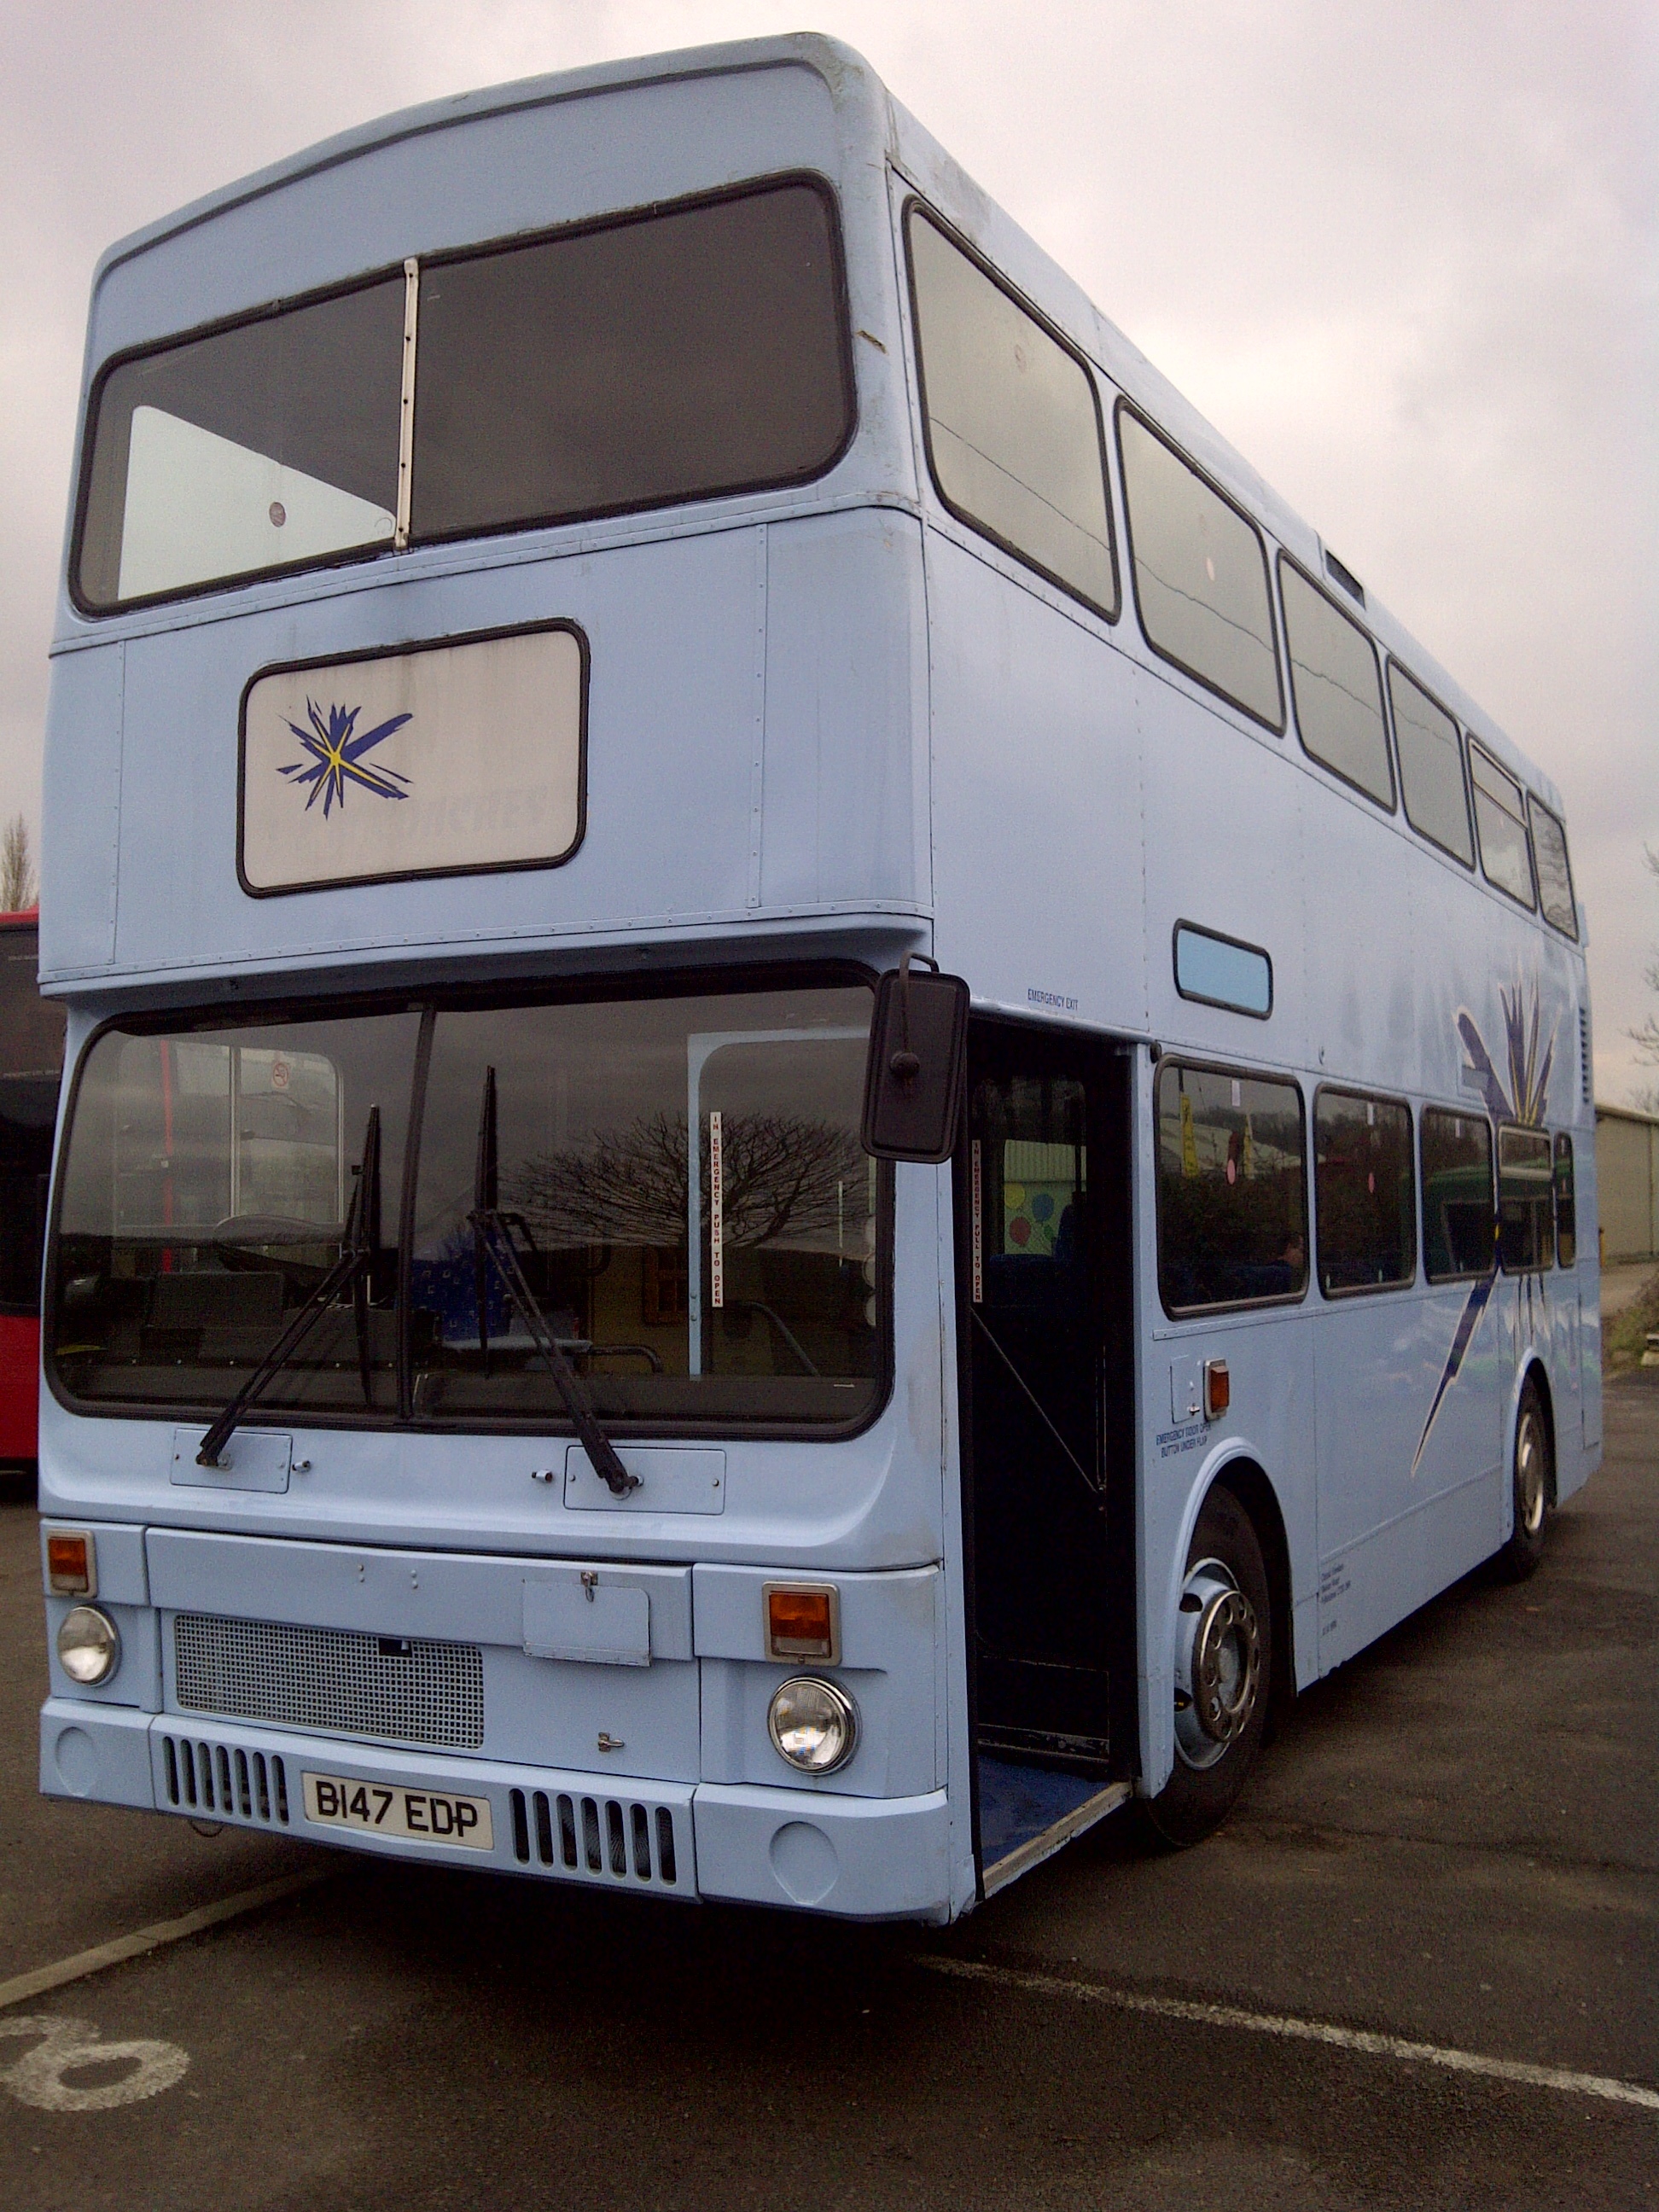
[73,179,854,613]
[412,180,853,540]
[77,279,406,610]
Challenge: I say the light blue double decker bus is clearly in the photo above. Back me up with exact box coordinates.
[37,35,1598,1918]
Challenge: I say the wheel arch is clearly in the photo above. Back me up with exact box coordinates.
[1517,1357,1558,1509]
[1209,1457,1296,1716]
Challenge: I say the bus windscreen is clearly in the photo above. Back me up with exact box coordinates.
[49,981,882,1433]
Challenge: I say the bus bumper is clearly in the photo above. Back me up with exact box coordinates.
[39,1700,953,1921]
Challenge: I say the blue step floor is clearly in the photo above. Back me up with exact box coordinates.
[976,1754,1111,1870]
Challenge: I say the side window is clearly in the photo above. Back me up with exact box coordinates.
[1470,744,1537,908]
[1554,1132,1576,1267]
[1173,923,1272,1017]
[1529,798,1578,939]
[1388,663,1473,865]
[1118,407,1283,730]
[1155,1062,1307,1313]
[1498,1125,1554,1272]
[1313,1089,1415,1295]
[906,208,1117,618]
[1280,559,1393,809]
[1420,1108,1493,1282]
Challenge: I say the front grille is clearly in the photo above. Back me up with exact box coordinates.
[510,1787,684,1889]
[173,1613,484,1749]
[160,1731,289,1825]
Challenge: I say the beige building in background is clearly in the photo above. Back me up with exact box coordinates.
[1596,1104,1659,1262]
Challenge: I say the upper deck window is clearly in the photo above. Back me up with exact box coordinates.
[1388,662,1473,866]
[1279,557,1393,808]
[1118,407,1283,731]
[73,179,854,613]
[1528,797,1577,938]
[412,180,853,543]
[1469,742,1536,908]
[905,208,1117,619]
[77,279,405,609]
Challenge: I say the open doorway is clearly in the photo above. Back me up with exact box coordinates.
[956,1018,1138,1889]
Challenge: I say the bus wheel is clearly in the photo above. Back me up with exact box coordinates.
[1143,1486,1271,1849]
[1499,1380,1551,1583]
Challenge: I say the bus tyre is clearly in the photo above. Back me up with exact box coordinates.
[1142,1486,1271,1850]
[1499,1380,1551,1583]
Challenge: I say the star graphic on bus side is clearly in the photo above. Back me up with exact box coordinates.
[279,699,412,818]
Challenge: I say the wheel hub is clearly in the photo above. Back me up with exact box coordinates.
[1173,1558,1261,1770]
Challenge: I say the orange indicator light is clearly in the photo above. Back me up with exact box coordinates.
[765,1583,838,1662]
[47,1532,93,1596]
[1203,1360,1231,1421]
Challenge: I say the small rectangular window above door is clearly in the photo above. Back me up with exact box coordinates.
[1173,924,1272,1018]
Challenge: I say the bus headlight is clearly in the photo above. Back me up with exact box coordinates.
[767,1675,859,1774]
[57,1604,120,1686]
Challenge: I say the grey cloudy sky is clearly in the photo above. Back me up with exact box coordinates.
[2,0,1654,1096]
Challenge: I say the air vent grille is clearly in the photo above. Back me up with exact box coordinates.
[510,1786,681,1889]
[173,1613,483,1749]
[1579,1004,1592,1105]
[160,1732,289,1825]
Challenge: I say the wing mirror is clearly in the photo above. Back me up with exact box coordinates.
[861,955,969,1163]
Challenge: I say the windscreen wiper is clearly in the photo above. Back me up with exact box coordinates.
[469,1066,638,1499]
[195,1106,382,1469]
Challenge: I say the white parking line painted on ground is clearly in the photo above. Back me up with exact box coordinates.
[0,1868,333,2013]
[917,1955,1659,2113]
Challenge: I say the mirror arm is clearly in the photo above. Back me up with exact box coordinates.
[890,950,940,1083]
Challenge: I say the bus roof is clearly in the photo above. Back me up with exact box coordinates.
[76,31,1562,820]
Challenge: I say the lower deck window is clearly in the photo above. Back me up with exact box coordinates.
[1498,1125,1554,1273]
[1554,1133,1576,1267]
[1420,1109,1493,1283]
[1313,1089,1415,1295]
[1155,1062,1307,1313]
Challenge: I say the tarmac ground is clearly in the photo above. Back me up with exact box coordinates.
[1,1376,1654,2210]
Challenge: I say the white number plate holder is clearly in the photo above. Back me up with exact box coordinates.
[303,1771,493,1850]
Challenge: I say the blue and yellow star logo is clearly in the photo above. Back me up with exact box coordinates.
[279,699,412,817]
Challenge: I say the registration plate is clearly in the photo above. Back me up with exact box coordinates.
[302,1772,493,1850]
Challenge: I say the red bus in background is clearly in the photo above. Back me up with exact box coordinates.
[0,911,65,1475]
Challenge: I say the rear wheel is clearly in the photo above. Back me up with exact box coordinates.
[1142,1485,1271,1849]
[1498,1379,1551,1582]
